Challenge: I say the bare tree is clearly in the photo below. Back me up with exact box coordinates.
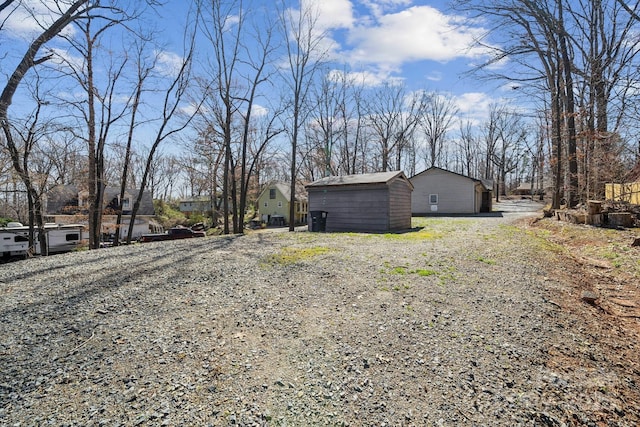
[235,10,283,234]
[454,0,640,206]
[482,104,528,200]
[8,80,53,254]
[195,0,283,234]
[451,0,568,207]
[278,0,327,231]
[456,120,481,178]
[421,91,459,169]
[366,83,424,172]
[307,68,348,178]
[125,29,200,243]
[196,0,244,234]
[0,0,94,251]
[569,0,640,199]
[112,38,156,246]
[61,15,131,248]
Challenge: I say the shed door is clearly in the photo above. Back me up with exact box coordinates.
[480,191,491,213]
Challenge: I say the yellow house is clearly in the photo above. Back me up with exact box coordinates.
[605,182,640,204]
[256,182,308,225]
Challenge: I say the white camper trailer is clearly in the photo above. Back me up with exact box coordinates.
[0,222,85,259]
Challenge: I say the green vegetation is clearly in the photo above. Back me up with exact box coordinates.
[379,260,455,287]
[476,256,496,265]
[153,199,187,228]
[390,266,408,275]
[264,246,332,265]
[0,217,13,227]
[381,229,443,241]
[415,268,437,276]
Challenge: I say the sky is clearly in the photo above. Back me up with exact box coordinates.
[155,0,518,125]
[1,0,522,138]
[289,0,514,121]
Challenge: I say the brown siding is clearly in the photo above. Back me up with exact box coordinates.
[308,185,391,232]
[308,177,412,232]
[388,177,412,230]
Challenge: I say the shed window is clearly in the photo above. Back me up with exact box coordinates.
[429,194,438,204]
[269,189,276,199]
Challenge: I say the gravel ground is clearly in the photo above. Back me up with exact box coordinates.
[1,201,638,426]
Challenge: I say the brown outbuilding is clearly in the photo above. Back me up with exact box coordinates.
[305,171,413,232]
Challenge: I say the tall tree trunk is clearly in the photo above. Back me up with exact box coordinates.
[558,0,579,208]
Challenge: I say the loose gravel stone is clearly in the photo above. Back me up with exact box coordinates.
[0,203,638,426]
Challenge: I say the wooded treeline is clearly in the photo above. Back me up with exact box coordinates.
[2,0,640,250]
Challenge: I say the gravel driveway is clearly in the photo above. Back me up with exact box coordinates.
[1,201,637,426]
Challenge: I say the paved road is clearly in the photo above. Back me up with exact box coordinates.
[494,198,545,214]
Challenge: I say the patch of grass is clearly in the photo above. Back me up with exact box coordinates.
[381,229,443,241]
[390,266,408,275]
[601,250,620,261]
[264,246,331,265]
[438,271,456,286]
[378,259,456,287]
[477,256,496,265]
[414,268,437,276]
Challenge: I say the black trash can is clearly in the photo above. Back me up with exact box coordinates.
[309,210,328,232]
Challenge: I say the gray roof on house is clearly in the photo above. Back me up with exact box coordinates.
[306,171,411,188]
[411,167,493,191]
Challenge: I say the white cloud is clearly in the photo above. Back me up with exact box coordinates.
[49,46,84,72]
[155,50,185,77]
[304,0,354,30]
[346,6,490,68]
[453,92,514,125]
[1,0,77,39]
[327,68,402,87]
[251,103,269,118]
[180,102,200,117]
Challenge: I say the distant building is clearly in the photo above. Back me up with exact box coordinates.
[256,182,308,226]
[306,171,413,232]
[179,197,217,217]
[410,167,492,215]
[45,185,158,239]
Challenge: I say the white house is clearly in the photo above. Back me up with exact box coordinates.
[410,167,493,215]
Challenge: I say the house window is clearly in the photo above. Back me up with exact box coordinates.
[122,198,130,210]
[429,194,438,204]
[277,201,283,208]
[269,189,276,199]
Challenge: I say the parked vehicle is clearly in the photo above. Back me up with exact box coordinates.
[138,226,206,243]
[1,222,85,259]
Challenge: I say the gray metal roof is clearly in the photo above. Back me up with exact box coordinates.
[306,171,409,188]
[411,167,493,191]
